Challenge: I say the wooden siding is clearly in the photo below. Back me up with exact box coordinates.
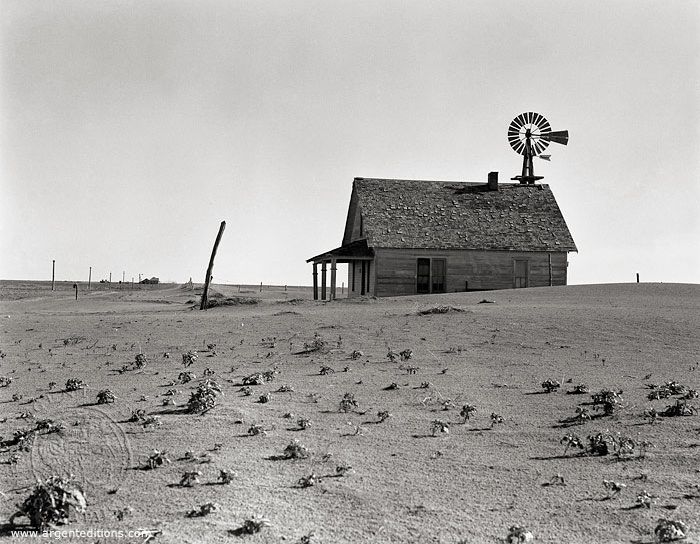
[374,248,568,297]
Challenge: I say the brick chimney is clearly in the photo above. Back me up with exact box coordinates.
[487,171,498,191]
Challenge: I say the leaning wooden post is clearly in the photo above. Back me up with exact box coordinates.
[88,266,92,291]
[73,283,78,301]
[51,260,55,291]
[200,221,226,310]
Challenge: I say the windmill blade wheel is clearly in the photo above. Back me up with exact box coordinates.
[507,112,552,156]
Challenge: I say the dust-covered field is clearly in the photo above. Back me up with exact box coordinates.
[0,281,698,543]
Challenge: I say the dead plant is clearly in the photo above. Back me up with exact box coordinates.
[64,378,86,392]
[541,379,561,393]
[506,525,534,543]
[182,351,198,367]
[145,449,171,469]
[186,380,221,414]
[179,470,202,487]
[460,404,477,422]
[10,476,86,530]
[339,393,358,413]
[662,400,697,417]
[654,519,688,542]
[187,502,220,517]
[431,419,450,436]
[96,389,116,404]
[283,439,309,459]
[561,433,585,455]
[218,469,236,484]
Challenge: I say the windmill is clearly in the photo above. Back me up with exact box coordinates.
[508,112,568,184]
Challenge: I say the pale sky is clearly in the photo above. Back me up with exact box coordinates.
[1,0,698,286]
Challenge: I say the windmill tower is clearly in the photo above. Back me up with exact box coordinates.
[508,112,569,184]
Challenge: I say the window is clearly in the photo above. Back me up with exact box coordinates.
[417,258,447,294]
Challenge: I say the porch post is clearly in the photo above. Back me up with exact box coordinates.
[312,263,318,300]
[321,262,327,301]
[330,258,337,301]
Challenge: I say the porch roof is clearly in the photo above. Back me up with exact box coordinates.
[306,239,374,264]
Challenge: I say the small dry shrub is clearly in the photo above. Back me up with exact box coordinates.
[339,393,358,413]
[431,419,449,436]
[10,476,86,530]
[187,502,220,517]
[377,411,391,423]
[490,413,504,427]
[179,470,202,487]
[568,384,589,394]
[258,392,271,404]
[0,376,13,387]
[218,469,236,484]
[506,525,533,543]
[350,350,364,360]
[541,379,561,393]
[134,353,147,369]
[591,389,623,415]
[178,371,196,384]
[146,449,171,469]
[654,519,688,542]
[460,404,477,422]
[248,424,266,436]
[297,417,311,429]
[186,380,221,414]
[96,389,115,404]
[128,409,147,422]
[662,400,697,417]
[182,351,198,367]
[303,333,327,353]
[297,473,321,488]
[561,433,584,454]
[283,439,309,459]
[65,378,86,392]
[587,433,616,456]
[231,517,270,536]
[319,366,335,375]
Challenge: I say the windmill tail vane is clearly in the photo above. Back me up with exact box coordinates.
[507,112,569,184]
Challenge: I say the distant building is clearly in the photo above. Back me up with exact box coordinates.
[307,173,577,299]
[140,277,159,284]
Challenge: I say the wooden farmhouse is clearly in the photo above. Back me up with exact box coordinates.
[307,172,577,299]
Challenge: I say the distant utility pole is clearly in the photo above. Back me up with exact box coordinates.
[109,272,112,284]
[88,266,92,291]
[636,272,640,283]
[51,260,55,291]
[122,271,125,283]
[139,273,142,283]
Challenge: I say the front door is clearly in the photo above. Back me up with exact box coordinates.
[431,258,446,293]
[417,258,430,294]
[514,260,528,288]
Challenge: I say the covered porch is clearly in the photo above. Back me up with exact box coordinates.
[306,239,375,300]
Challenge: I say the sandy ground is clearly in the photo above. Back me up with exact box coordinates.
[0,281,698,543]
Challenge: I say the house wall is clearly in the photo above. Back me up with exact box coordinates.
[373,248,568,297]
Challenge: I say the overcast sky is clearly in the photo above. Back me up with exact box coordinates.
[1,0,698,286]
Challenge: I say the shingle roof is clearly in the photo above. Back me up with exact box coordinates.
[352,178,577,252]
